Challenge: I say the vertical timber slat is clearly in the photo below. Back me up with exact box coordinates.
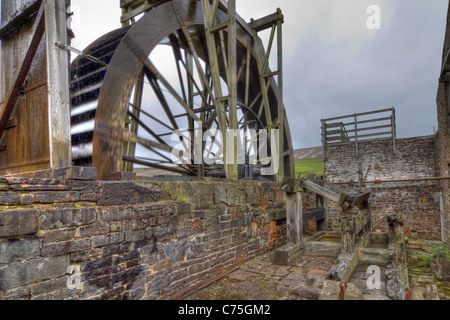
[44,0,72,169]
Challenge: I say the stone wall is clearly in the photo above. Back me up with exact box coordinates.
[436,4,450,242]
[324,136,443,240]
[0,177,287,300]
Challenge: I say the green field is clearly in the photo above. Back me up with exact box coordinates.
[294,158,324,178]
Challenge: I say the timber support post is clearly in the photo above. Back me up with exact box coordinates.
[275,178,303,265]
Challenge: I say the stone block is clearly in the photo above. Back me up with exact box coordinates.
[274,243,302,266]
[100,207,133,222]
[98,182,167,206]
[81,256,114,272]
[319,280,364,300]
[111,266,146,286]
[20,194,33,205]
[212,184,239,207]
[164,239,189,261]
[0,238,41,264]
[9,184,70,191]
[426,284,440,300]
[176,202,192,214]
[92,233,125,248]
[70,248,103,263]
[43,229,77,243]
[278,273,326,300]
[31,277,68,296]
[0,255,69,290]
[79,222,108,237]
[5,167,96,181]
[102,243,134,258]
[34,191,81,203]
[42,239,91,257]
[304,241,341,258]
[39,208,97,230]
[0,210,39,237]
[124,230,145,243]
[0,286,32,300]
[69,167,98,181]
[112,250,139,266]
[0,192,20,205]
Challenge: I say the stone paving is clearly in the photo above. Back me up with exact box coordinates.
[187,250,339,300]
[188,242,450,300]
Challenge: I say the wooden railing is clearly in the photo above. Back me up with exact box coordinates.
[321,108,396,156]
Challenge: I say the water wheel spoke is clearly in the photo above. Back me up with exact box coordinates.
[127,111,170,147]
[179,26,220,116]
[179,50,211,108]
[169,34,188,104]
[144,71,179,130]
[143,58,199,121]
[129,102,173,132]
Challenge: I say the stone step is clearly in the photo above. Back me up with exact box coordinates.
[304,241,341,258]
[358,248,389,266]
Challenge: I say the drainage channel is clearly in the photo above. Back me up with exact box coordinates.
[348,232,391,300]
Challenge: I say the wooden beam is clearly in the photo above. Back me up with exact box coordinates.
[322,108,394,122]
[325,117,392,128]
[302,180,342,202]
[303,208,326,225]
[248,10,283,32]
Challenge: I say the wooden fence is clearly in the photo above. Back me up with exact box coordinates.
[321,108,396,157]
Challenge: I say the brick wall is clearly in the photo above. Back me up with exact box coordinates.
[325,136,438,182]
[324,136,442,240]
[436,4,450,242]
[0,177,287,300]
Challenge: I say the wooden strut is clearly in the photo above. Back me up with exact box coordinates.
[0,1,45,142]
[249,9,284,182]
[201,0,238,180]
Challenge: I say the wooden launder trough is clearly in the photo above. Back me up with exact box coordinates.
[275,178,372,265]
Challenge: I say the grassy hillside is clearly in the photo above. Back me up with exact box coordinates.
[295,158,324,178]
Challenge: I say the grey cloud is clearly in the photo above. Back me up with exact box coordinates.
[283,0,447,148]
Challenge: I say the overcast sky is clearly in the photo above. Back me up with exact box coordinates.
[2,1,448,149]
